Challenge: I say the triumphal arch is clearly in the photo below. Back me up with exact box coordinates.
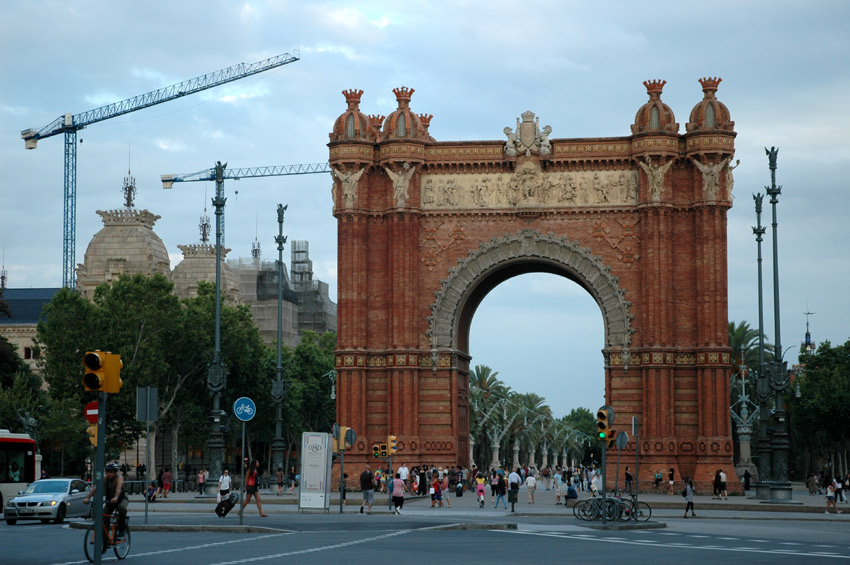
[329,78,737,489]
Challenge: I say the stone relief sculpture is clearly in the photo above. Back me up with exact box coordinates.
[384,162,417,206]
[638,156,674,201]
[691,157,730,199]
[421,169,639,209]
[332,166,366,208]
[503,111,552,156]
[726,159,740,199]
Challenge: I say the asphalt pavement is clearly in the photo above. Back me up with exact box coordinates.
[87,480,850,531]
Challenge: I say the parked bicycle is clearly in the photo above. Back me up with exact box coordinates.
[572,490,651,522]
[83,512,131,562]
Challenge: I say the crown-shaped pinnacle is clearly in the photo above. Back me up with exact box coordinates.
[698,76,722,93]
[393,86,415,103]
[643,79,666,96]
[419,114,433,128]
[342,89,364,102]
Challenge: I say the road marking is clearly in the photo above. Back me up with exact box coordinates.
[52,533,290,565]
[211,529,412,564]
[495,530,850,559]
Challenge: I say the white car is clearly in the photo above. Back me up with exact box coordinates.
[3,478,91,525]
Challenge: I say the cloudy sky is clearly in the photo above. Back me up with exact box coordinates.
[1,1,848,419]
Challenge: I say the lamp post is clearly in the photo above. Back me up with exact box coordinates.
[271,204,289,475]
[206,161,229,483]
[763,147,796,503]
[752,191,772,498]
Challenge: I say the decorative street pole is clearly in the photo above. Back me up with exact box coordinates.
[207,161,229,484]
[271,204,289,475]
[764,147,795,502]
[752,191,772,499]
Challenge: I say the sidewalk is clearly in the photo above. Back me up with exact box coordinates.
[126,482,849,518]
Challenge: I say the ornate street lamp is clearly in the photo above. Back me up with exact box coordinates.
[763,147,796,503]
[206,161,229,483]
[271,204,289,474]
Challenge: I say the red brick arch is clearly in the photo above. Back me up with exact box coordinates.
[330,82,738,491]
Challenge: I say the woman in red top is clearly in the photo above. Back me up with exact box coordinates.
[430,472,443,508]
[241,460,268,517]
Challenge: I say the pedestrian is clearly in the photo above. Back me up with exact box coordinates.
[719,469,728,500]
[419,466,428,496]
[526,471,537,504]
[494,472,508,509]
[360,463,375,514]
[241,460,268,517]
[441,471,452,508]
[431,471,443,508]
[743,469,752,491]
[276,467,284,496]
[287,466,297,495]
[542,465,551,490]
[826,479,842,514]
[218,469,232,500]
[342,472,348,507]
[807,473,817,495]
[683,479,696,518]
[654,469,662,489]
[624,466,634,494]
[836,476,845,503]
[509,468,522,492]
[156,468,164,497]
[490,469,499,504]
[475,474,487,508]
[391,472,406,514]
[667,467,675,495]
[147,481,157,503]
[162,467,172,498]
[712,469,721,499]
[399,462,410,489]
[553,470,563,504]
[198,468,206,495]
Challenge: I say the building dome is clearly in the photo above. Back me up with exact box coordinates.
[330,89,374,142]
[76,209,171,299]
[686,77,734,133]
[382,86,430,141]
[171,243,238,303]
[631,79,679,134]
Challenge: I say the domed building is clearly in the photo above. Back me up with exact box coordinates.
[75,208,171,300]
[171,243,238,303]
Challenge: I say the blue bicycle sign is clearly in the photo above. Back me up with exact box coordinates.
[233,397,256,422]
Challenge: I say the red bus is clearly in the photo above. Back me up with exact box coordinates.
[0,429,38,508]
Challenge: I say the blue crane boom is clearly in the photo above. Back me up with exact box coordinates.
[161,162,330,187]
[20,51,300,288]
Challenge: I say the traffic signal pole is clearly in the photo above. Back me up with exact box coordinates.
[600,443,607,526]
[93,391,106,565]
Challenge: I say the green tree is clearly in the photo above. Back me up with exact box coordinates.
[790,339,850,477]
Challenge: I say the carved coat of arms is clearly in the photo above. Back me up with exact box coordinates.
[504,111,552,156]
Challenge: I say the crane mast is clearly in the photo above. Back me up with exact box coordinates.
[21,51,300,287]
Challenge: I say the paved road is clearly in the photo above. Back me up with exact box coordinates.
[4,482,849,564]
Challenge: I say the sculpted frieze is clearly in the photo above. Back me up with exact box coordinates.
[421,164,638,209]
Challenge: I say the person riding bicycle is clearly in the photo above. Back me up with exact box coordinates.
[83,462,128,551]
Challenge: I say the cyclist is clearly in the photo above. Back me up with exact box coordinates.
[83,462,128,552]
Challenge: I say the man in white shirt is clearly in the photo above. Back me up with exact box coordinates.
[218,469,232,500]
[525,472,537,503]
[398,463,409,488]
[508,469,522,491]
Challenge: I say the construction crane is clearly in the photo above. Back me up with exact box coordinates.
[21,51,300,287]
[162,162,331,243]
[161,162,330,188]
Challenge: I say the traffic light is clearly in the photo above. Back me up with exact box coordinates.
[387,435,398,455]
[104,353,123,393]
[86,424,98,446]
[607,430,619,449]
[372,443,381,458]
[380,443,388,458]
[82,351,108,391]
[596,407,612,441]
